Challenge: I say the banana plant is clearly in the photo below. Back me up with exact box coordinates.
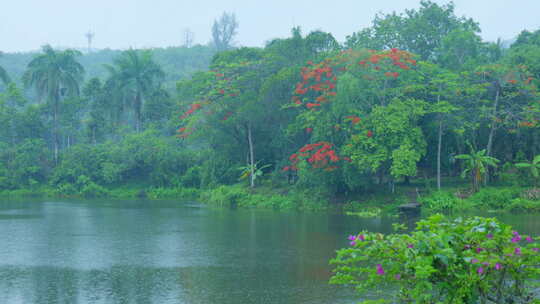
[238,162,271,187]
[515,155,540,186]
[455,148,499,192]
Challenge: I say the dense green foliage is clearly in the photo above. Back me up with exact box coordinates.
[331,215,540,303]
[0,1,539,211]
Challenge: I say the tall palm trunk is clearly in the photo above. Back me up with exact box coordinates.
[135,91,142,132]
[485,87,500,185]
[247,123,255,188]
[53,91,60,164]
[436,90,443,191]
[437,117,443,190]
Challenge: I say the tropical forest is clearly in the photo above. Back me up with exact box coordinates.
[0,1,539,303]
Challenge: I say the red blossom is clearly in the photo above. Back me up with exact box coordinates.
[346,116,361,125]
[367,130,373,138]
[305,127,313,133]
[306,103,321,109]
[180,103,202,119]
[316,96,327,102]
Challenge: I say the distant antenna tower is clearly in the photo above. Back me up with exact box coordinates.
[85,31,95,53]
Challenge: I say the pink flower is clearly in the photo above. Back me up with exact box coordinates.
[487,234,493,239]
[350,241,356,246]
[476,247,483,253]
[471,258,479,264]
[358,234,365,241]
[532,248,539,252]
[477,267,484,274]
[515,247,522,256]
[395,274,401,280]
[495,263,502,270]
[348,235,356,241]
[407,244,414,249]
[376,264,385,275]
[526,236,533,243]
[512,231,522,243]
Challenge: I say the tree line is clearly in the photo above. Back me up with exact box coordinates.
[0,1,539,197]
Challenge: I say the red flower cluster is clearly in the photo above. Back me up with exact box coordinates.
[293,56,345,109]
[180,103,202,120]
[346,115,361,125]
[284,142,348,171]
[359,48,416,77]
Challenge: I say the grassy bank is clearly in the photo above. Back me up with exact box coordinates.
[2,182,540,214]
[0,185,201,201]
[420,186,540,213]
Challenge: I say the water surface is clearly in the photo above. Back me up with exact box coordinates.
[0,199,538,304]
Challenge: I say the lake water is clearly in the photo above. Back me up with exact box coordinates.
[0,199,539,304]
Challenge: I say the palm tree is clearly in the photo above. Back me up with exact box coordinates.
[515,155,540,186]
[23,45,85,163]
[455,148,499,192]
[106,49,164,132]
[0,52,11,85]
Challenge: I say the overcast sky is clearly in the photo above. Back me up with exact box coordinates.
[1,0,539,53]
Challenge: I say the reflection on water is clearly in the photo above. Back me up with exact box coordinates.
[0,199,537,304]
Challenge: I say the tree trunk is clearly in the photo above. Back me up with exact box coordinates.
[135,91,142,132]
[53,94,59,165]
[437,117,443,190]
[485,87,500,185]
[247,123,255,188]
[486,88,499,157]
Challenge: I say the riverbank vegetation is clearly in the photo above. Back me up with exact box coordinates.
[331,214,540,303]
[1,2,540,213]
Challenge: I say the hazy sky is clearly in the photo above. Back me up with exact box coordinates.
[1,0,539,53]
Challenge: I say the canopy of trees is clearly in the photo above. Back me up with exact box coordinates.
[0,1,539,197]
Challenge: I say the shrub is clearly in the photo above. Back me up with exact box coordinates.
[419,191,463,212]
[468,188,521,209]
[146,187,200,200]
[506,198,540,213]
[199,185,248,207]
[330,215,540,303]
[80,182,109,198]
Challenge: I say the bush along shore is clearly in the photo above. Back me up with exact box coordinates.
[2,182,540,215]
